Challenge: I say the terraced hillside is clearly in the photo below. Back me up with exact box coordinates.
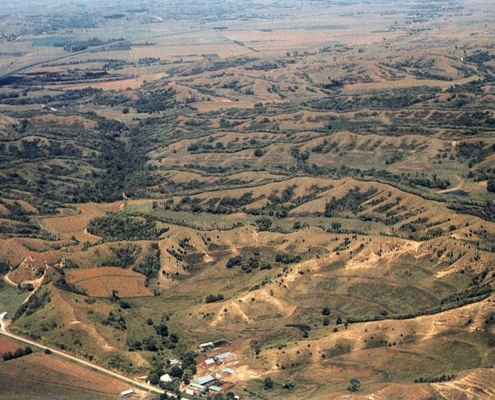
[1,0,495,399]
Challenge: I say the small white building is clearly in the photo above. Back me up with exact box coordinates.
[205,358,215,367]
[214,351,234,363]
[120,389,134,397]
[185,388,195,396]
[199,341,214,351]
[160,373,172,383]
[209,385,223,394]
[221,367,236,375]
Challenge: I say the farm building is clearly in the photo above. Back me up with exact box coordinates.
[185,388,195,396]
[120,389,134,397]
[214,351,234,363]
[209,385,223,394]
[221,367,236,375]
[199,341,214,351]
[193,375,215,386]
[204,358,215,367]
[189,383,207,393]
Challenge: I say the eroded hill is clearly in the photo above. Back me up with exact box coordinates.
[1,0,495,399]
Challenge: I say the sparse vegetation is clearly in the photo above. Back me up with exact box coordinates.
[1,0,495,398]
[347,378,361,392]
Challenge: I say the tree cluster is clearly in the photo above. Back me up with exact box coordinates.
[3,346,33,361]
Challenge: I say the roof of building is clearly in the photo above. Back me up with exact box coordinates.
[193,375,215,385]
[199,341,214,348]
[160,374,172,382]
[221,367,236,374]
[214,351,233,360]
[190,383,206,391]
[209,385,223,392]
[205,358,215,365]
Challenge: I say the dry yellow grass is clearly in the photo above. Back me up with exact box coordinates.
[67,267,152,298]
[42,202,124,242]
[0,352,131,400]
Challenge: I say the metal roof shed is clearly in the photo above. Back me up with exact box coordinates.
[214,351,234,361]
[221,367,236,375]
[193,375,215,386]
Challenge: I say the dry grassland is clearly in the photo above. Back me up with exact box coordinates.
[42,202,123,242]
[67,267,152,298]
[0,352,131,400]
[1,0,495,398]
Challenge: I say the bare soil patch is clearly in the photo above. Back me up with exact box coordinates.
[0,336,22,357]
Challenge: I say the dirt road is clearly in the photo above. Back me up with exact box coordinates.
[0,315,164,396]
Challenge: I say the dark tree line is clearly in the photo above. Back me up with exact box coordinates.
[3,346,33,361]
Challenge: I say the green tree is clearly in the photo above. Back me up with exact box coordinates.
[264,377,274,390]
[255,217,272,231]
[283,379,295,390]
[109,289,120,302]
[347,378,361,392]
[182,368,194,384]
[331,221,342,232]
[169,365,184,378]
[154,323,169,337]
[487,179,495,193]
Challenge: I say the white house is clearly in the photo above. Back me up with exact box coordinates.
[205,358,215,367]
[160,373,172,383]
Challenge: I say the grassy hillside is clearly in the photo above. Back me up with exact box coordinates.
[1,0,495,399]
